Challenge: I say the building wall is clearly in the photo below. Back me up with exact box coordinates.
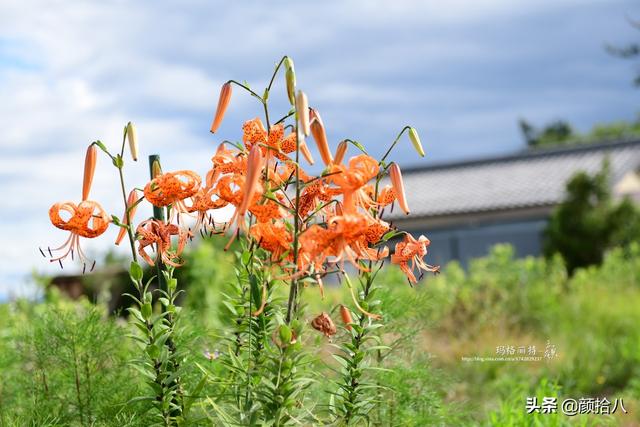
[406,217,548,268]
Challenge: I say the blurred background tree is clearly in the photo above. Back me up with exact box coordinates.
[543,160,640,273]
[519,116,640,148]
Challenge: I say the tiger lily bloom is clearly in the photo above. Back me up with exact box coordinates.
[210,81,232,133]
[298,211,388,274]
[144,170,201,207]
[242,118,298,163]
[329,154,379,214]
[390,234,439,284]
[207,143,247,188]
[136,219,187,267]
[45,200,110,270]
[249,221,292,261]
[44,143,108,270]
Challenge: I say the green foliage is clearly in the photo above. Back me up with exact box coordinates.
[0,296,148,426]
[126,264,193,426]
[544,161,640,273]
[6,241,640,424]
[201,245,314,425]
[327,269,388,425]
[174,239,235,330]
[487,379,611,426]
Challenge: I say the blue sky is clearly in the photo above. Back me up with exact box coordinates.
[0,0,638,298]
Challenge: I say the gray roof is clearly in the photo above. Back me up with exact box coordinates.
[389,139,640,219]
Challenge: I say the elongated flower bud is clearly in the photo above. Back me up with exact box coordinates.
[116,189,140,245]
[126,121,138,161]
[297,126,314,164]
[340,305,353,331]
[389,163,410,215]
[309,109,333,165]
[238,145,263,216]
[300,141,315,165]
[82,144,97,201]
[408,127,425,157]
[284,57,296,105]
[210,81,232,133]
[296,90,310,136]
[334,140,348,165]
[151,159,162,179]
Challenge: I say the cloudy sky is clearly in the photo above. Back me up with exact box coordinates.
[0,0,638,298]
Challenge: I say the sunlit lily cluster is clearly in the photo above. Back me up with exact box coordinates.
[43,57,438,318]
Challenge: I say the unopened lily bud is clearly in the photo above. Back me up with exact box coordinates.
[340,305,353,331]
[335,201,344,216]
[238,145,263,216]
[126,122,138,161]
[389,163,410,215]
[297,126,314,165]
[408,127,425,157]
[210,81,233,133]
[151,159,162,179]
[299,141,315,165]
[309,109,333,166]
[296,90,310,136]
[116,189,140,245]
[284,57,296,105]
[82,144,97,201]
[334,140,348,165]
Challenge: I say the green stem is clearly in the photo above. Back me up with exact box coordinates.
[286,123,301,324]
[379,126,411,165]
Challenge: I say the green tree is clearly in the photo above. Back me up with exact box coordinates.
[519,119,574,147]
[519,117,640,148]
[544,161,640,273]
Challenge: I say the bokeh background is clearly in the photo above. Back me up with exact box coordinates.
[0,0,637,296]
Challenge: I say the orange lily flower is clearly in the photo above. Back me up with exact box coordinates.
[249,221,292,261]
[136,219,187,267]
[45,200,110,270]
[222,145,264,249]
[329,154,379,214]
[298,212,389,274]
[390,234,439,284]
[207,143,247,187]
[242,117,301,162]
[144,170,202,228]
[143,170,201,207]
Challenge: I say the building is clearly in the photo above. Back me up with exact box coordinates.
[388,139,640,267]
